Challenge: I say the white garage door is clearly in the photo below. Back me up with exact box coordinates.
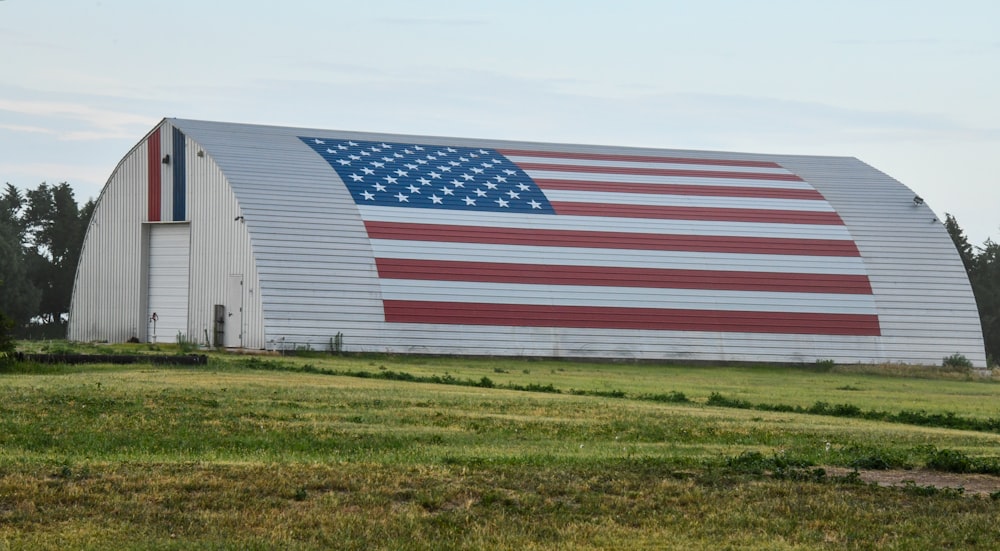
[147,224,190,343]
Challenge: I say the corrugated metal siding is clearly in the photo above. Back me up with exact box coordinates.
[171,120,383,352]
[75,118,985,365]
[69,120,263,348]
[67,133,150,342]
[183,137,264,349]
[776,155,987,366]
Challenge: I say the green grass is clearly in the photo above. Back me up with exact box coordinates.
[2,344,1000,549]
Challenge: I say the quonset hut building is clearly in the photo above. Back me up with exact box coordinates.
[68,118,987,365]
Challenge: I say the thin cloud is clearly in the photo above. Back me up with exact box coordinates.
[0,98,153,140]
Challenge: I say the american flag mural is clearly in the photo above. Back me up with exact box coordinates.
[301,136,880,337]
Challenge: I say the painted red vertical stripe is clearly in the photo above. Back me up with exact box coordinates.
[147,128,161,222]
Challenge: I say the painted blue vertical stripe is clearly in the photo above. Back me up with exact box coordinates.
[172,127,186,221]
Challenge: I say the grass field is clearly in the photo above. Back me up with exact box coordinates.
[1,344,999,549]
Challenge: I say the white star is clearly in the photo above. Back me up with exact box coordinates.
[478,149,489,154]
[446,147,457,153]
[529,200,542,209]
[437,165,451,172]
[426,155,437,161]
[507,190,520,199]
[404,149,414,155]
[459,156,469,162]
[337,159,351,166]
[384,175,398,185]
[373,183,387,192]
[326,148,337,154]
[461,173,474,181]
[407,184,420,193]
[415,159,427,165]
[449,161,460,167]
[395,192,409,202]
[393,153,404,158]
[494,175,507,183]
[349,155,361,161]
[481,162,493,168]
[405,163,418,170]
[371,161,385,168]
[313,139,325,144]
[418,177,431,186]
[430,194,443,204]
[435,150,447,157]
[471,167,484,174]
[381,143,391,149]
[348,141,358,146]
[428,171,441,179]
[361,191,375,201]
[361,167,375,175]
[504,169,517,176]
[517,183,531,191]
[360,151,371,156]
[382,156,394,162]
[337,144,348,150]
[349,173,364,182]
[492,158,503,164]
[495,198,509,208]
[413,145,424,151]
[441,186,454,196]
[475,188,488,197]
[463,196,476,206]
[394,169,409,177]
[370,146,381,152]
[484,182,498,190]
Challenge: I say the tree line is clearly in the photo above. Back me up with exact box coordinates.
[945,214,999,365]
[0,181,997,366]
[0,183,94,339]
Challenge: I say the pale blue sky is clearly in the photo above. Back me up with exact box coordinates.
[2,0,998,244]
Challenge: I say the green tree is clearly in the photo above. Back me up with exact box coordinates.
[944,213,975,274]
[0,184,41,326]
[23,183,92,325]
[0,310,14,364]
[971,239,999,364]
[945,214,999,366]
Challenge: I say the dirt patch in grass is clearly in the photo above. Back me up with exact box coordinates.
[826,467,1000,496]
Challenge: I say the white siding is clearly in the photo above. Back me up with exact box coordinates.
[69,120,263,348]
[147,223,190,343]
[67,135,149,342]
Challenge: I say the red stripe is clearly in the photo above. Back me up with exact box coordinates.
[364,221,860,257]
[536,178,824,200]
[375,258,873,294]
[552,203,844,225]
[498,148,784,169]
[515,161,803,182]
[383,300,882,336]
[147,128,161,222]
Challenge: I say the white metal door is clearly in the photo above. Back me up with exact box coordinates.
[225,274,243,347]
[147,224,190,343]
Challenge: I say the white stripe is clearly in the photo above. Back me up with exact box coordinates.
[505,154,793,175]
[358,205,854,240]
[370,240,870,275]
[524,169,814,190]
[543,189,835,212]
[379,279,878,314]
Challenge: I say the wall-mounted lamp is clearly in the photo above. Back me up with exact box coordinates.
[162,154,171,165]
[912,195,924,206]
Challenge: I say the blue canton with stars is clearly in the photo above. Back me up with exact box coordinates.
[301,137,555,214]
